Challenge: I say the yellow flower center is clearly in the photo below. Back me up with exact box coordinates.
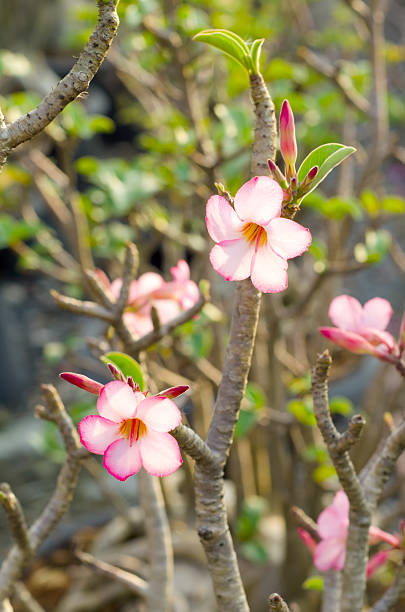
[242,222,267,247]
[119,418,148,445]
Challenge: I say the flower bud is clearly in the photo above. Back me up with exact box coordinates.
[279,99,297,180]
[108,363,125,381]
[267,159,288,188]
[59,372,103,395]
[298,166,318,197]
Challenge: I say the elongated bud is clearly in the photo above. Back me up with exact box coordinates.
[298,165,318,196]
[297,527,317,553]
[127,376,140,392]
[59,372,103,395]
[107,363,125,381]
[156,385,189,399]
[267,159,288,188]
[279,99,297,180]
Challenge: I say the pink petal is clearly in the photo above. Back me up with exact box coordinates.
[97,381,143,422]
[250,244,288,293]
[332,491,350,521]
[369,526,400,548]
[362,298,393,331]
[140,431,182,476]
[297,528,317,553]
[59,372,103,395]
[132,273,165,302]
[328,295,363,332]
[362,328,396,351]
[103,438,142,481]
[110,278,122,300]
[135,396,182,432]
[153,299,181,324]
[266,218,312,260]
[319,327,378,355]
[317,505,348,540]
[314,537,346,571]
[367,550,390,577]
[179,281,200,310]
[170,259,190,282]
[123,312,153,337]
[206,195,244,242]
[156,385,189,399]
[95,269,112,289]
[78,415,119,454]
[234,176,283,225]
[209,239,254,281]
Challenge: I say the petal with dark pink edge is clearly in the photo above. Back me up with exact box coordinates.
[362,297,393,331]
[60,372,103,395]
[97,381,143,422]
[328,295,363,332]
[78,415,119,454]
[266,218,312,260]
[206,195,244,242]
[140,431,182,476]
[319,327,377,354]
[314,537,346,571]
[250,245,288,293]
[136,397,182,432]
[209,239,254,281]
[234,176,283,225]
[156,385,189,399]
[103,438,142,481]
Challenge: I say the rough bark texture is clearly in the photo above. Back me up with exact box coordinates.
[0,0,119,172]
[321,571,342,612]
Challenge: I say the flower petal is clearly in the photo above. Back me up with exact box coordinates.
[153,299,181,324]
[60,372,103,395]
[266,218,312,260]
[131,272,165,302]
[78,415,119,454]
[97,381,143,422]
[206,195,244,242]
[140,431,182,476]
[332,491,350,521]
[209,239,254,281]
[319,327,378,355]
[234,176,283,225]
[328,295,363,332]
[135,396,182,432]
[103,438,142,481]
[250,244,288,293]
[362,297,393,331]
[317,505,347,540]
[170,259,190,282]
[367,550,390,577]
[314,537,346,571]
[362,328,396,351]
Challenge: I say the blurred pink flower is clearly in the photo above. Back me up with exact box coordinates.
[60,373,188,481]
[320,295,397,362]
[279,99,297,180]
[206,176,311,293]
[299,491,401,574]
[99,260,199,337]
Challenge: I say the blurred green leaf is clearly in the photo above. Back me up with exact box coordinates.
[0,215,43,248]
[288,398,316,426]
[354,230,391,264]
[240,540,269,563]
[100,352,145,391]
[313,464,337,484]
[303,576,324,591]
[330,396,353,416]
[381,195,405,214]
[235,409,259,438]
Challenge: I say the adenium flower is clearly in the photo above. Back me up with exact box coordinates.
[320,295,398,362]
[206,176,312,293]
[298,490,401,574]
[61,372,188,481]
[98,260,199,338]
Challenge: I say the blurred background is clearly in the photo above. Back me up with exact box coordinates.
[0,0,404,609]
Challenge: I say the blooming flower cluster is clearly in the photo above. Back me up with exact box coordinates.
[298,491,403,574]
[61,371,187,481]
[206,176,312,293]
[320,295,404,363]
[98,259,199,337]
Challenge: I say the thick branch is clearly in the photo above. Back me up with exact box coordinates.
[0,1,119,171]
[171,424,218,468]
[321,571,342,612]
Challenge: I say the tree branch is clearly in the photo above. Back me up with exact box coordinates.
[75,550,147,597]
[268,593,291,611]
[0,485,32,558]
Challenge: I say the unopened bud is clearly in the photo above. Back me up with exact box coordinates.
[127,376,140,392]
[108,363,125,381]
[268,159,288,188]
[297,165,319,197]
[59,372,103,395]
[279,99,297,180]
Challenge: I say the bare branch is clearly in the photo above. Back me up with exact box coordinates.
[0,1,119,171]
[76,550,147,597]
[290,506,319,541]
[369,562,405,612]
[114,243,139,318]
[0,485,32,558]
[12,583,45,612]
[51,290,115,323]
[171,424,218,468]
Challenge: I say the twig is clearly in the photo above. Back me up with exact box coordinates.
[0,1,119,172]
[290,506,319,541]
[170,424,218,468]
[369,561,405,612]
[114,243,139,318]
[75,550,147,597]
[12,583,45,612]
[51,290,115,323]
[0,485,32,558]
[268,593,291,611]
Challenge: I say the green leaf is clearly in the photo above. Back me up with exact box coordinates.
[249,38,264,75]
[297,143,356,200]
[303,576,324,591]
[381,195,405,214]
[288,398,316,426]
[0,215,43,248]
[193,29,251,71]
[330,396,353,416]
[361,190,380,215]
[313,463,337,484]
[100,352,145,391]
[235,409,259,438]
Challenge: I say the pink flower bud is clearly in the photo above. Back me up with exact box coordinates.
[127,376,140,392]
[59,372,103,395]
[366,550,390,577]
[268,159,287,188]
[156,385,189,399]
[107,363,125,381]
[369,526,401,548]
[298,166,318,197]
[279,99,297,180]
[297,528,317,553]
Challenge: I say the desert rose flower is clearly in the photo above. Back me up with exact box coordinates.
[206,176,311,293]
[60,373,188,481]
[320,295,397,362]
[98,260,199,338]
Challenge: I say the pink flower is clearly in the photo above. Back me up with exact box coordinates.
[279,100,297,180]
[206,176,312,293]
[313,491,349,571]
[320,295,397,362]
[61,372,187,481]
[101,260,199,338]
